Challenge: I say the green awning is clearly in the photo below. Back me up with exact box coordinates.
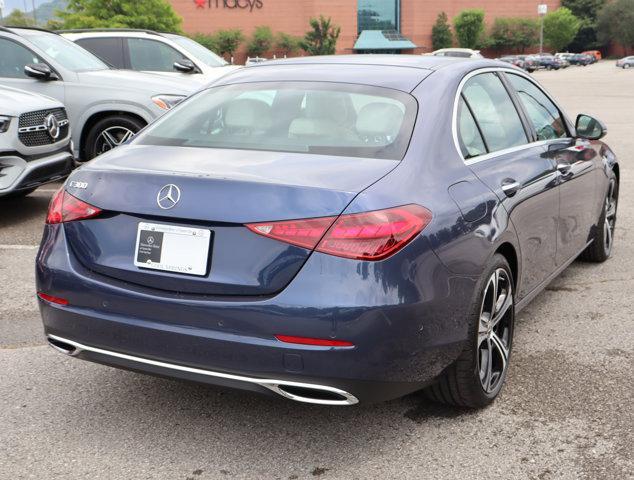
[353,30,417,51]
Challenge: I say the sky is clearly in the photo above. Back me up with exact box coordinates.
[2,0,41,14]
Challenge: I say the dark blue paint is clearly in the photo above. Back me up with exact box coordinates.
[36,56,618,403]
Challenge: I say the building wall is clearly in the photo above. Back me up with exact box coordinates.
[169,0,561,61]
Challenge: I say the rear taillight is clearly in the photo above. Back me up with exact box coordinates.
[275,335,354,347]
[37,292,69,306]
[246,204,432,261]
[46,188,102,225]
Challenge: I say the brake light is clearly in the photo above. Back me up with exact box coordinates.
[46,188,102,224]
[275,335,354,347]
[246,204,432,261]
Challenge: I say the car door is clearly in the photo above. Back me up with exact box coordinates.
[124,38,192,76]
[504,72,597,265]
[74,37,126,69]
[0,36,65,103]
[456,71,559,300]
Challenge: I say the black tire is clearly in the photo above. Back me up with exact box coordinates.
[579,173,618,263]
[83,114,145,161]
[425,254,515,408]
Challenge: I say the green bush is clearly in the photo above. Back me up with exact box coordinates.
[453,9,485,49]
[543,7,581,52]
[246,26,274,57]
[213,29,245,59]
[489,17,539,52]
[189,33,219,53]
[300,16,340,56]
[597,0,634,54]
[275,32,302,57]
[57,0,182,32]
[431,12,453,50]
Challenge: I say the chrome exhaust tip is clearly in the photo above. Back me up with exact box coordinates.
[45,334,359,405]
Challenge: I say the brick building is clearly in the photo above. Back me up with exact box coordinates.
[168,0,561,60]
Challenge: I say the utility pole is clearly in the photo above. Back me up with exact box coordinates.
[32,0,37,24]
[538,4,547,54]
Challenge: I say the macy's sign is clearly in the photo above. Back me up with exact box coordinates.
[194,0,263,11]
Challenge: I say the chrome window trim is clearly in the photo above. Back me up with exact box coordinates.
[452,67,574,165]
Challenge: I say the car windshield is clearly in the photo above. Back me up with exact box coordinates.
[168,35,228,67]
[27,33,107,72]
[135,82,417,160]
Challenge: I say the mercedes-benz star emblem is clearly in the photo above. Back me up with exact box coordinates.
[44,114,60,140]
[156,184,181,210]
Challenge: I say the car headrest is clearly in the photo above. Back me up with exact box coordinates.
[355,102,404,138]
[288,117,339,138]
[304,92,350,123]
[225,98,271,130]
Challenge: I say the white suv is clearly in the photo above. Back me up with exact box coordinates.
[61,29,240,84]
[0,85,73,198]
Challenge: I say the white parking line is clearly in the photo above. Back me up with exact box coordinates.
[0,245,38,250]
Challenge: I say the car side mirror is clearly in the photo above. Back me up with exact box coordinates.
[24,63,57,81]
[173,59,196,73]
[575,114,607,140]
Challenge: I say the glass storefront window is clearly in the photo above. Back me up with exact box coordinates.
[358,0,400,34]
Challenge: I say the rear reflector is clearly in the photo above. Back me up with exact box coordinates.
[46,188,102,225]
[275,335,354,347]
[246,204,432,261]
[37,292,69,306]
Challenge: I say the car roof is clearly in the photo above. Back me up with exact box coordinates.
[216,55,510,93]
[59,29,174,40]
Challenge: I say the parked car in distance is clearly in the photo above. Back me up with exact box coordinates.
[516,55,537,72]
[60,29,240,84]
[532,54,561,70]
[570,53,594,66]
[0,85,73,198]
[429,48,483,58]
[616,56,634,69]
[38,55,619,409]
[582,50,602,61]
[0,26,200,160]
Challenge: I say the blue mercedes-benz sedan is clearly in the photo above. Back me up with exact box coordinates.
[37,56,619,407]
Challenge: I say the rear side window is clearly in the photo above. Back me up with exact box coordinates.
[136,82,417,160]
[506,73,568,140]
[461,73,528,153]
[76,38,125,68]
[127,38,183,72]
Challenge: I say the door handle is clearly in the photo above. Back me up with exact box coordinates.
[501,179,521,197]
[557,163,572,174]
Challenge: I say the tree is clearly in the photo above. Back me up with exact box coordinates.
[57,0,182,32]
[543,7,581,52]
[597,0,634,54]
[489,18,539,52]
[213,29,244,59]
[453,9,485,49]
[300,16,340,56]
[246,26,273,58]
[562,0,606,51]
[0,9,36,27]
[275,32,301,57]
[431,12,453,50]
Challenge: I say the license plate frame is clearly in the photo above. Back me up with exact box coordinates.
[133,222,211,276]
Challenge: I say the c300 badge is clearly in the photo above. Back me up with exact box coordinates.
[68,181,88,189]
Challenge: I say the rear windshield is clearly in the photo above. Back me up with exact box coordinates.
[135,82,417,160]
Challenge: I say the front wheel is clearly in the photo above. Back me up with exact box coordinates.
[425,254,515,408]
[580,174,618,262]
[83,115,145,161]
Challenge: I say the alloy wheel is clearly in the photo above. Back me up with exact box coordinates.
[604,180,617,256]
[477,268,513,394]
[95,126,135,155]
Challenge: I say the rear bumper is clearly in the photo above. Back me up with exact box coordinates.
[37,224,478,404]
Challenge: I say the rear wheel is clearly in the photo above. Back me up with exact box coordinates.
[83,115,145,161]
[425,254,514,408]
[580,175,618,262]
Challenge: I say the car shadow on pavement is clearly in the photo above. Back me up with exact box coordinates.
[0,194,51,229]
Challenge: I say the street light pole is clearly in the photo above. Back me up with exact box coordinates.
[538,4,547,54]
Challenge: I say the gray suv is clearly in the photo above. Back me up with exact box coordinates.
[0,27,200,160]
[0,85,73,198]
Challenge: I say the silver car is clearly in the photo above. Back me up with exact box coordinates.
[0,85,73,198]
[61,29,240,84]
[616,56,634,69]
[0,27,200,160]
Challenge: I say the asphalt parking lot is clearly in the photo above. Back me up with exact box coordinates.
[1,61,632,480]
